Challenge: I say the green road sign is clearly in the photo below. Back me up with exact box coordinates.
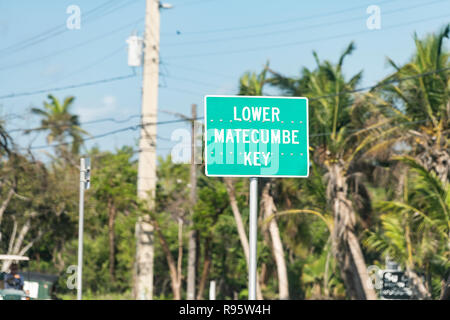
[204,95,309,177]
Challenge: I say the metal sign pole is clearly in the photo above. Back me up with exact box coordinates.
[77,158,90,300]
[248,177,258,300]
[77,159,85,300]
[209,280,216,300]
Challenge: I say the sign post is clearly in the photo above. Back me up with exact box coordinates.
[248,177,258,300]
[204,95,309,300]
[77,157,90,301]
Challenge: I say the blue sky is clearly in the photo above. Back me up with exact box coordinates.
[0,0,449,159]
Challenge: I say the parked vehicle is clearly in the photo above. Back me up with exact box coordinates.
[0,255,30,300]
[0,255,58,300]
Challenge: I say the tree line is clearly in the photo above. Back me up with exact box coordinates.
[0,25,448,300]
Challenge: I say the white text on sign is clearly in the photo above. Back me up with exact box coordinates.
[210,105,302,168]
[233,106,281,122]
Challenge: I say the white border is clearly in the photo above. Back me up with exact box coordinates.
[204,95,309,178]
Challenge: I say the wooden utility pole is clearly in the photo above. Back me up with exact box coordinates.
[135,0,160,300]
[187,104,197,300]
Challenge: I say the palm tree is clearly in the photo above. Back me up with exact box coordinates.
[365,156,449,299]
[359,26,449,299]
[30,94,87,155]
[238,66,267,96]
[266,163,341,299]
[375,25,450,184]
[268,42,377,299]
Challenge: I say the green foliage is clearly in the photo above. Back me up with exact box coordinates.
[301,243,345,299]
[194,176,228,237]
[239,63,268,96]
[364,156,449,298]
[382,24,449,124]
[0,25,448,301]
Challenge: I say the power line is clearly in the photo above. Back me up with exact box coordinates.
[1,113,26,121]
[32,45,127,91]
[8,114,142,133]
[162,61,236,79]
[22,117,434,152]
[308,67,450,101]
[160,86,205,97]
[0,0,117,55]
[165,12,450,59]
[87,145,175,161]
[165,74,225,88]
[163,0,447,47]
[8,62,449,151]
[163,0,398,36]
[0,0,140,58]
[0,1,118,56]
[0,16,144,72]
[25,117,203,150]
[83,114,141,125]
[7,65,448,132]
[8,111,181,133]
[0,73,137,100]
[175,0,220,7]
[22,66,450,150]
[94,0,142,17]
[159,60,236,94]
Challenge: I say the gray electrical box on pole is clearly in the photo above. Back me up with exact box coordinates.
[83,158,91,190]
[126,32,144,67]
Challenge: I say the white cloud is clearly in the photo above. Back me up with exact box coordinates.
[41,64,63,77]
[102,95,117,109]
[76,95,119,122]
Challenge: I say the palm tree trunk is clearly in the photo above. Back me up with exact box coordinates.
[440,275,450,300]
[328,163,377,300]
[346,231,377,299]
[261,181,289,300]
[431,149,449,184]
[196,238,212,300]
[176,218,184,300]
[108,199,116,281]
[224,178,264,300]
[406,268,431,299]
[151,214,182,300]
[0,187,14,227]
[417,142,449,184]
[260,263,267,289]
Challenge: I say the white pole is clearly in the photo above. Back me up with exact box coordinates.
[135,0,161,300]
[77,158,86,300]
[248,177,258,300]
[209,280,216,300]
